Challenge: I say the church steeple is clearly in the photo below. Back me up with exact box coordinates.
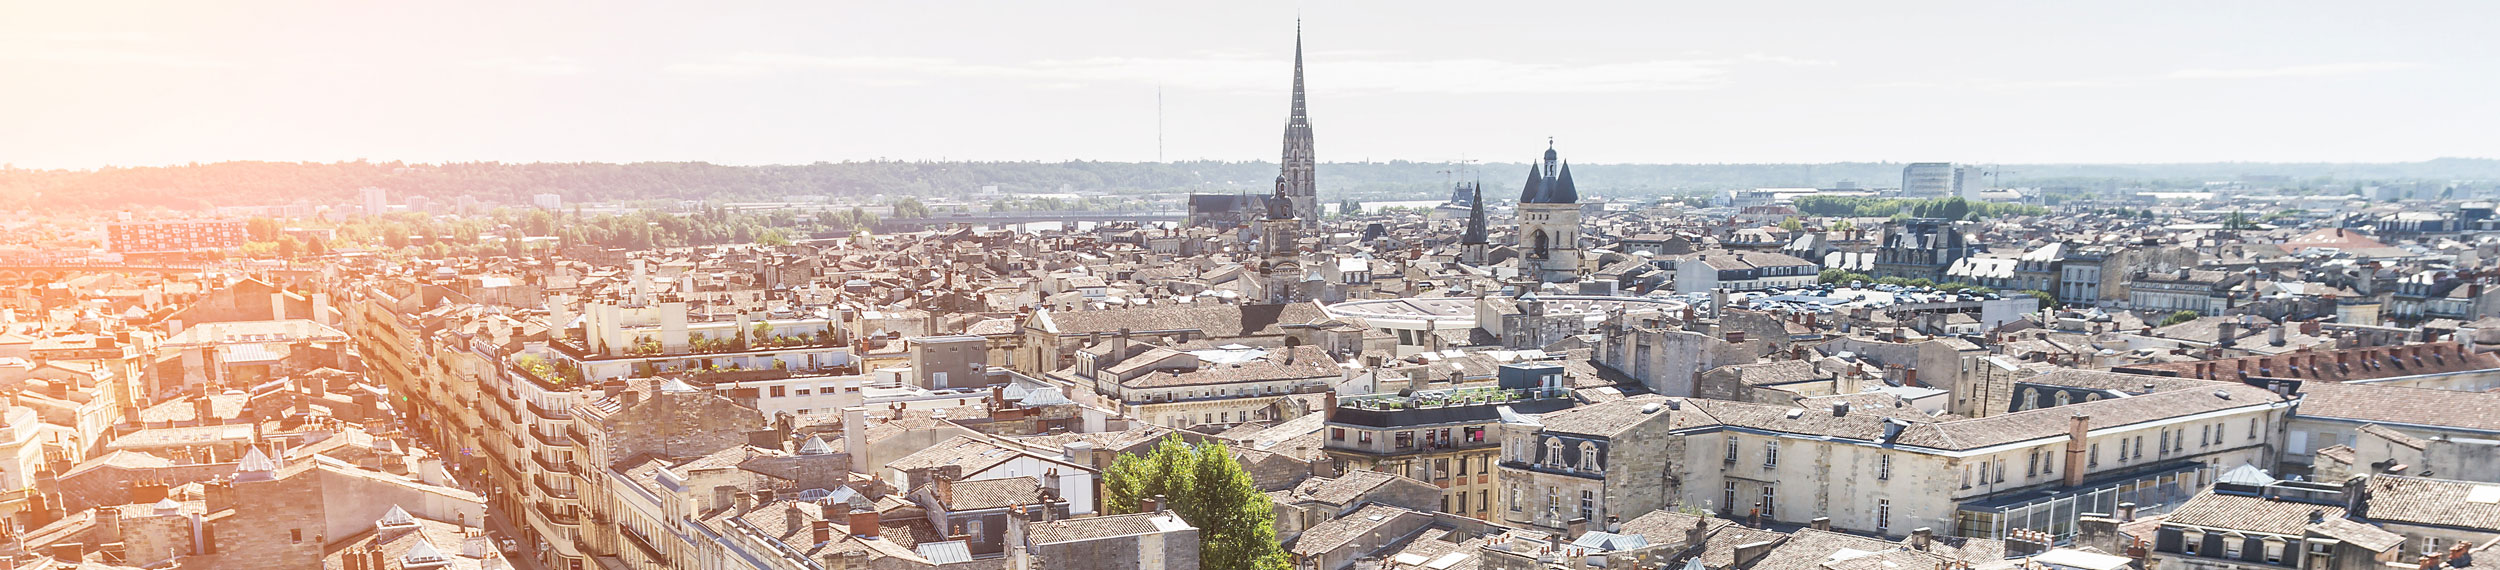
[1273,22,1319,227]
[1290,21,1307,125]
[1462,182,1488,246]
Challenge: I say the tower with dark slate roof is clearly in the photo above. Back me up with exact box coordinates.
[1517,142,1584,282]
[1461,181,1490,265]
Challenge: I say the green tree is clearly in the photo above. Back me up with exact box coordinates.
[757,228,792,246]
[245,217,282,242]
[894,197,933,219]
[1779,217,1804,232]
[2161,310,2202,327]
[1103,435,1288,570]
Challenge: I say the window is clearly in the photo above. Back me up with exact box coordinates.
[1726,436,1741,463]
[2118,438,2129,462]
[1579,442,1601,472]
[1456,493,1467,513]
[291,528,302,543]
[1580,490,1596,517]
[2160,431,2171,454]
[967,519,984,538]
[1359,431,1374,444]
[1478,490,1487,513]
[2423,537,2444,556]
[1878,454,1893,480]
[1996,459,2008,483]
[2135,436,2145,459]
[1724,482,1738,513]
[2201,425,2211,447]
[1442,495,1451,513]
[1332,428,1345,441]
[770,385,786,397]
[2266,539,2285,563]
[2028,450,2040,477]
[2225,536,2243,558]
[2090,443,2101,467]
[1204,413,1214,424]
[1434,459,1450,481]
[2250,418,2261,439]
[1876,500,1892,533]
[1764,441,1780,468]
[1510,486,1523,512]
[2184,531,2203,555]
[1220,412,1230,423]
[1458,456,1469,476]
[1759,486,1776,518]
[1545,439,1563,467]
[1546,487,1559,515]
[794,389,810,396]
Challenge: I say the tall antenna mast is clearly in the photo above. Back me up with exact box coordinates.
[1156,84,1165,162]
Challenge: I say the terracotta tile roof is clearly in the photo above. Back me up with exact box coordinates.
[2362,475,2500,531]
[2165,492,2344,536]
[2296,381,2500,434]
[1891,383,2287,451]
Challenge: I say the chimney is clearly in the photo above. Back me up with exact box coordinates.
[2064,413,2091,487]
[785,504,805,536]
[1831,402,1850,417]
[2118,502,2137,522]
[1810,517,1831,531]
[812,520,833,544]
[1726,331,1745,344]
[1567,517,1589,539]
[93,507,121,544]
[1142,494,1163,513]
[934,474,956,507]
[193,397,214,425]
[851,510,881,539]
[2271,323,2287,346]
[734,492,757,511]
[1911,528,1933,550]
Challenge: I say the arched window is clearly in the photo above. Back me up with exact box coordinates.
[2055,391,2072,406]
[1544,438,1563,468]
[1578,442,1601,472]
[1530,230,1551,259]
[2018,387,2038,410]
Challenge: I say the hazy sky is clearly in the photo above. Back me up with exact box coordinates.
[5,1,2495,168]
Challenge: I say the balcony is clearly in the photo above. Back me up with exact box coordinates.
[533,453,576,474]
[534,502,581,526]
[535,474,580,499]
[532,429,570,447]
[527,399,574,420]
[568,429,592,447]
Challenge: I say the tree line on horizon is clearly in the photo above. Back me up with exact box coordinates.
[2,158,2491,213]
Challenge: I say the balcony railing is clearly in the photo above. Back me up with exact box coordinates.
[534,502,581,526]
[527,399,574,419]
[532,429,570,447]
[532,453,575,474]
[535,474,580,499]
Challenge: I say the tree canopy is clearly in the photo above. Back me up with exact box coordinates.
[1101,435,1289,570]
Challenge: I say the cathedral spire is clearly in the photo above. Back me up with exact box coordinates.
[1291,21,1307,123]
[1274,21,1319,227]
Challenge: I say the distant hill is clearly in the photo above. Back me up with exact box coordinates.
[3,158,2494,212]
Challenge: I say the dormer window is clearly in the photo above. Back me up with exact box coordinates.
[1577,442,1601,472]
[1544,438,1563,468]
